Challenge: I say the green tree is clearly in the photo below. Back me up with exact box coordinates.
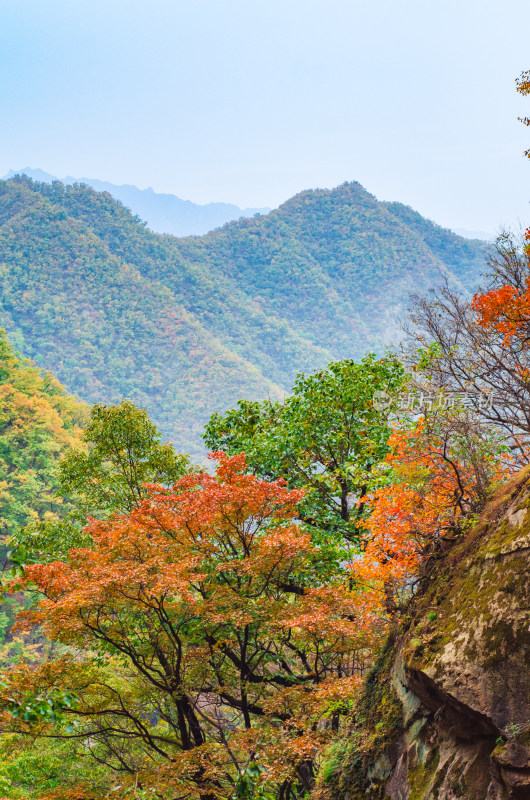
[0,733,113,799]
[59,399,192,517]
[12,400,192,563]
[204,355,407,553]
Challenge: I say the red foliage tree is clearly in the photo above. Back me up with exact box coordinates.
[3,453,381,800]
[351,420,511,616]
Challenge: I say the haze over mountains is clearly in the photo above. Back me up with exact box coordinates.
[3,168,270,237]
[0,175,488,456]
[4,168,492,241]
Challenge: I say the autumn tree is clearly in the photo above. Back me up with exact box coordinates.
[407,230,530,463]
[0,329,87,548]
[0,333,93,792]
[352,408,512,617]
[204,356,407,553]
[406,67,530,457]
[471,228,530,345]
[3,453,383,800]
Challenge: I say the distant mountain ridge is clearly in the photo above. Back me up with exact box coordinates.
[3,168,270,236]
[453,227,495,241]
[0,175,488,455]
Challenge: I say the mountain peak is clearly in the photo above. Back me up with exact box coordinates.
[3,168,270,236]
[0,175,488,455]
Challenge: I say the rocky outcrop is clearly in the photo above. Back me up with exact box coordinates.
[320,469,530,800]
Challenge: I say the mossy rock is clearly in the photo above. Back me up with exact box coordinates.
[320,469,530,800]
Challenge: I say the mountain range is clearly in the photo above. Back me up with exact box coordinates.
[0,175,488,456]
[3,168,270,237]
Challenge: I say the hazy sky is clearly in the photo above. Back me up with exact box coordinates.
[1,0,530,233]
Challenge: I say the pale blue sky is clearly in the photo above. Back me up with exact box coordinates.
[1,0,530,233]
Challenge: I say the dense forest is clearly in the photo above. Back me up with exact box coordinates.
[1,69,529,799]
[0,176,486,455]
[0,330,87,543]
[1,218,530,796]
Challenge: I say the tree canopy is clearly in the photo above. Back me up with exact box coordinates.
[408,230,530,463]
[4,453,382,800]
[205,355,408,550]
[58,399,192,517]
[11,400,192,564]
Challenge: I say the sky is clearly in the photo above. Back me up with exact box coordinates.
[1,0,530,235]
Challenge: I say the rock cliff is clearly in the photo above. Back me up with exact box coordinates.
[320,468,530,799]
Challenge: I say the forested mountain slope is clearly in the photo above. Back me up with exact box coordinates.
[0,330,87,542]
[0,180,286,455]
[176,184,487,357]
[0,176,487,454]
